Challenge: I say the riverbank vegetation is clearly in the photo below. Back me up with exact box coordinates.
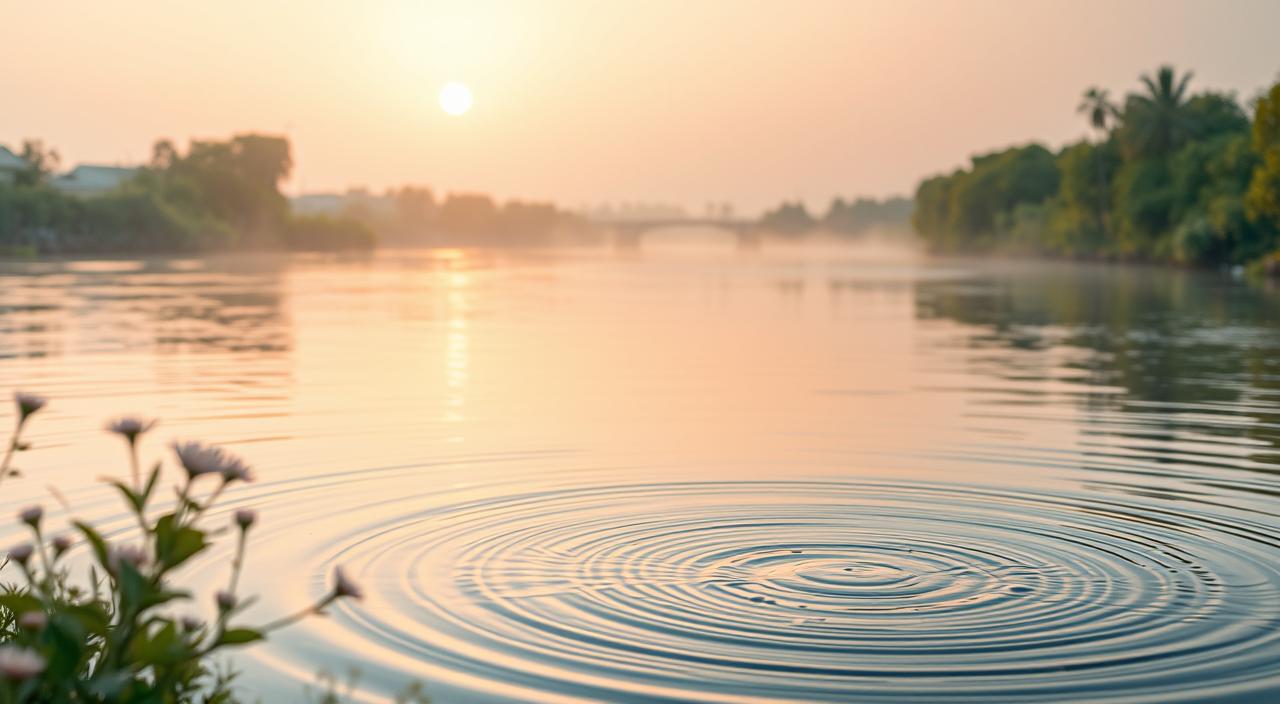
[757,196,913,236]
[0,135,374,256]
[912,67,1280,273]
[309,187,594,247]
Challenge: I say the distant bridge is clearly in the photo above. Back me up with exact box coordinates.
[586,217,761,248]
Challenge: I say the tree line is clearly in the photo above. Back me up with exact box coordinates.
[758,196,913,235]
[0,134,376,256]
[327,188,592,247]
[912,66,1280,274]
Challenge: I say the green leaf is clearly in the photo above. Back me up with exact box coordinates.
[154,514,209,570]
[108,479,145,514]
[84,670,133,699]
[74,521,112,571]
[130,620,197,666]
[44,611,88,683]
[215,627,264,646]
[141,588,191,610]
[0,592,43,616]
[62,603,111,637]
[115,558,149,611]
[142,460,162,504]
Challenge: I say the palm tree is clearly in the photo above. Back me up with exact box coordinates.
[1078,87,1116,134]
[1078,87,1117,234]
[1125,65,1194,158]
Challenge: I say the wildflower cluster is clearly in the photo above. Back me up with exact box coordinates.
[0,393,363,703]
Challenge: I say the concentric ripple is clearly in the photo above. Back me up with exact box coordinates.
[294,480,1280,702]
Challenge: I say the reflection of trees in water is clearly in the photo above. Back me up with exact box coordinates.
[154,286,289,353]
[0,258,291,357]
[914,264,1280,468]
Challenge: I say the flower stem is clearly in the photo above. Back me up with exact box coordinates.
[0,416,24,491]
[128,440,141,492]
[227,529,248,595]
[261,594,336,633]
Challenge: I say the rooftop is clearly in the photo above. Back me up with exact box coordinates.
[0,145,28,171]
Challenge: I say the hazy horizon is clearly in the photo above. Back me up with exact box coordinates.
[3,0,1278,214]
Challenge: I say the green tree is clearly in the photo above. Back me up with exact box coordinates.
[1168,133,1260,263]
[1183,91,1250,140]
[1112,158,1175,256]
[1078,87,1117,133]
[1119,65,1195,159]
[912,174,957,250]
[823,197,914,236]
[759,201,815,235]
[1077,87,1118,234]
[166,134,292,246]
[15,140,60,187]
[1050,140,1119,255]
[1246,80,1280,238]
[947,144,1060,247]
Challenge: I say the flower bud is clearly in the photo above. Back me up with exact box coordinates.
[18,505,42,530]
[51,535,73,556]
[332,566,364,600]
[7,543,33,566]
[14,392,47,422]
[234,509,257,530]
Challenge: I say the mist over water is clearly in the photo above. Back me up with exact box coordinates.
[2,243,1279,702]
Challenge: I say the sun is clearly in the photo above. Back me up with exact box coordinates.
[439,81,473,116]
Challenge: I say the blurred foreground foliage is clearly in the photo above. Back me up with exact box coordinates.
[0,393,370,703]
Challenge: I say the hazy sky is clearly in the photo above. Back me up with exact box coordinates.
[3,0,1278,213]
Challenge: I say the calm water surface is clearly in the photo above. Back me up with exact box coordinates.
[2,243,1279,702]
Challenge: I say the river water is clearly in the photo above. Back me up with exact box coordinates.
[1,243,1278,702]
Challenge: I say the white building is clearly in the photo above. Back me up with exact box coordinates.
[49,165,139,197]
[0,145,28,185]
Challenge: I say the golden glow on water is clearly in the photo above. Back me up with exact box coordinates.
[444,264,470,434]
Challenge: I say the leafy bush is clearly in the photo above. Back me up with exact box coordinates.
[0,184,233,255]
[1246,249,1280,279]
[1169,212,1216,264]
[0,393,364,703]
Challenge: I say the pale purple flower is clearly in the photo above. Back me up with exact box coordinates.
[14,392,46,421]
[7,542,33,566]
[17,611,46,631]
[220,458,254,485]
[106,416,156,443]
[51,535,73,556]
[108,544,149,573]
[234,508,257,530]
[332,566,363,600]
[171,441,247,481]
[18,505,42,529]
[0,646,45,681]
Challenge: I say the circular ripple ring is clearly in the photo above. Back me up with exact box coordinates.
[310,480,1280,702]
